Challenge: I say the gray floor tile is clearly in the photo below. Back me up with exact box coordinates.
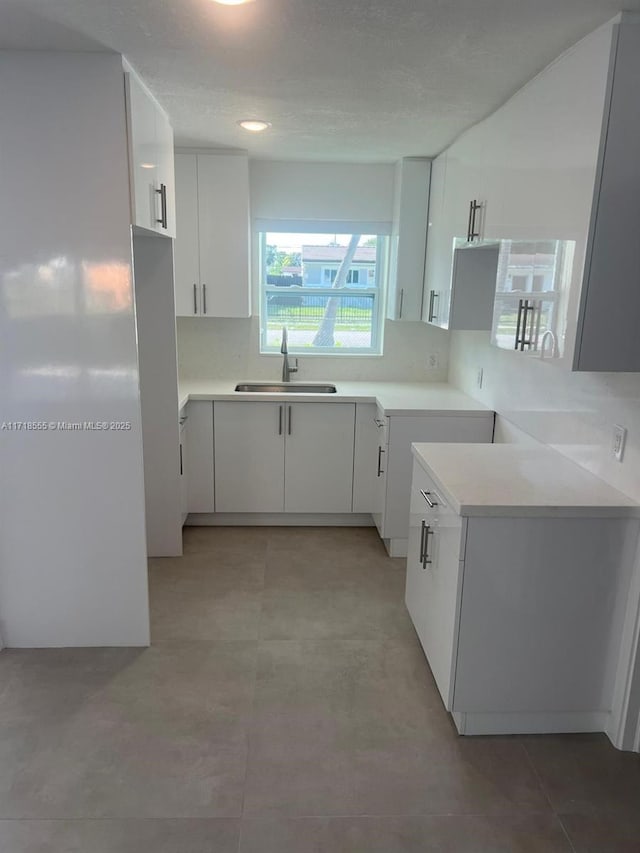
[239,814,573,852]
[0,818,240,853]
[0,643,257,818]
[260,585,415,641]
[559,811,640,853]
[523,734,640,817]
[351,738,551,816]
[182,526,268,556]
[266,526,387,557]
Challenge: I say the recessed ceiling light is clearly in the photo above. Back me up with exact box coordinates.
[212,0,254,5]
[237,119,271,133]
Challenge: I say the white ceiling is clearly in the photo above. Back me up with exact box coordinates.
[2,0,639,162]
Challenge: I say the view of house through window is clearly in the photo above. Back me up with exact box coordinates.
[260,232,387,354]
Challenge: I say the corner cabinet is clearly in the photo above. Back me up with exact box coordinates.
[373,408,494,555]
[213,401,355,514]
[387,158,431,321]
[125,69,175,237]
[406,455,637,736]
[174,152,251,318]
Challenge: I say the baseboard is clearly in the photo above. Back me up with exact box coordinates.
[385,538,408,558]
[186,513,375,527]
[452,709,610,736]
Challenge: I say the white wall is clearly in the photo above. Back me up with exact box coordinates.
[178,159,450,382]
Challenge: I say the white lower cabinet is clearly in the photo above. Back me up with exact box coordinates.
[179,413,188,525]
[406,457,637,735]
[214,401,355,514]
[374,411,494,552]
[184,401,215,514]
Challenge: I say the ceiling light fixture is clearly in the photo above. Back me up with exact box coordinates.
[237,119,271,133]
[212,0,254,5]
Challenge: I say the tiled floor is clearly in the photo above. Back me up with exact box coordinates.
[1,527,639,852]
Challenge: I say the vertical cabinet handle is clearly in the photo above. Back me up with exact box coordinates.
[179,443,183,476]
[419,519,427,564]
[515,299,540,351]
[398,288,404,318]
[155,183,168,229]
[422,523,433,569]
[193,283,198,315]
[202,284,207,315]
[428,291,439,322]
[278,405,283,435]
[377,446,385,477]
[287,405,292,435]
[467,199,481,242]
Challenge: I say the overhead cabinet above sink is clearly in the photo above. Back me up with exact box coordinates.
[174,152,251,318]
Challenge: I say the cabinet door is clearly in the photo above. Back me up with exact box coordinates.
[197,154,251,318]
[125,72,159,232]
[214,402,284,512]
[185,401,215,513]
[179,422,188,524]
[284,403,355,513]
[387,158,431,321]
[405,461,465,710]
[174,154,201,316]
[448,244,499,331]
[352,404,379,514]
[423,153,449,326]
[155,109,176,238]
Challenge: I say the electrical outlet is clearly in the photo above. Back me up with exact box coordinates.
[477,367,484,389]
[612,424,627,462]
[426,352,440,370]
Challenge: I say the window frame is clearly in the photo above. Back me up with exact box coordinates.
[258,231,388,356]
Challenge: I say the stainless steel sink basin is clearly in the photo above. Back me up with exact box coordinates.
[235,382,337,394]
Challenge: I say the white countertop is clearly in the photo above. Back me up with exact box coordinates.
[178,380,493,418]
[412,442,640,518]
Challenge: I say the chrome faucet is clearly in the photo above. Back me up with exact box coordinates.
[280,327,298,382]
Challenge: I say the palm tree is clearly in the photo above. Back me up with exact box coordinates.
[312,234,361,347]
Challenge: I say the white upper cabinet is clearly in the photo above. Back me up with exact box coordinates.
[423,131,495,331]
[387,158,431,321]
[174,152,251,318]
[573,21,640,371]
[125,69,176,237]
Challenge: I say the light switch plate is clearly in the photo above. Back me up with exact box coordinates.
[613,424,627,462]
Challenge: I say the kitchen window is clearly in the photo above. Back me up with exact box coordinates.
[259,231,387,355]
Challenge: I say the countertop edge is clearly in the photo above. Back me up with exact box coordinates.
[411,444,640,519]
[178,383,494,417]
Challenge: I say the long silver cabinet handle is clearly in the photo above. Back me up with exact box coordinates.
[377,446,385,477]
[202,283,207,315]
[422,524,433,569]
[288,405,292,435]
[399,288,404,318]
[419,519,427,564]
[420,489,438,508]
[278,405,283,436]
[193,283,198,315]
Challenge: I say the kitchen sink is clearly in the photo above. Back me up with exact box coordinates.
[235,382,337,393]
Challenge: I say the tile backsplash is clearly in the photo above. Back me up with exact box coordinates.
[177,317,450,383]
